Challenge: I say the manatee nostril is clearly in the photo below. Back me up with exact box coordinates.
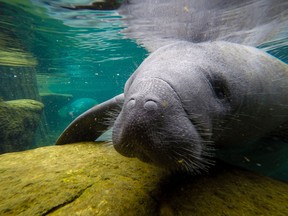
[144,100,158,111]
[127,99,135,109]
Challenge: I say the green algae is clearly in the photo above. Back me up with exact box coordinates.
[0,49,37,67]
[0,31,37,67]
[0,99,44,152]
[158,165,288,216]
[0,143,287,215]
[0,143,161,215]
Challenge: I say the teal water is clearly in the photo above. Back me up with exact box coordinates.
[0,0,147,146]
[6,1,147,100]
[0,0,287,182]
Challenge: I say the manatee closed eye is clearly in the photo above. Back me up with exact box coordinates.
[205,73,231,102]
[56,41,288,173]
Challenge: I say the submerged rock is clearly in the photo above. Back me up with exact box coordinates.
[0,143,161,216]
[0,143,287,215]
[0,99,43,153]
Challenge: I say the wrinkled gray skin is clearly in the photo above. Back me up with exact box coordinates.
[57,41,288,172]
[56,0,288,174]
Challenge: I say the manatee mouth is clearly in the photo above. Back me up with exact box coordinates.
[112,118,212,173]
[112,129,159,163]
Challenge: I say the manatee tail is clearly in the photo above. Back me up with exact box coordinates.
[56,94,124,145]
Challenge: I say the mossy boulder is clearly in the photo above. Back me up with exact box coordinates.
[0,99,44,153]
[0,143,287,215]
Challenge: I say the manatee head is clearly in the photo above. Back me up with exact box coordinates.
[112,42,245,173]
[112,77,213,173]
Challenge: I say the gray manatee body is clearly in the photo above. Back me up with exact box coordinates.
[56,41,288,174]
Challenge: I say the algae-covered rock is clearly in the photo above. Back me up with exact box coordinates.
[0,143,161,216]
[0,143,287,216]
[158,165,288,216]
[0,99,44,153]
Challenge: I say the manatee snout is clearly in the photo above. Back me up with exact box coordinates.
[112,93,165,160]
[112,79,207,171]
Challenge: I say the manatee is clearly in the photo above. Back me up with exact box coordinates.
[56,1,288,177]
[58,98,98,120]
[56,41,288,173]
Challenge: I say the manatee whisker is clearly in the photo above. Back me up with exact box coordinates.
[102,109,121,127]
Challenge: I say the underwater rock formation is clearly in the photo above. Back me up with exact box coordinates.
[0,66,49,147]
[0,59,38,101]
[0,9,50,146]
[0,99,44,153]
[0,143,287,215]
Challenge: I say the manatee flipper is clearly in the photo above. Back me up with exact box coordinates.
[56,94,124,145]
